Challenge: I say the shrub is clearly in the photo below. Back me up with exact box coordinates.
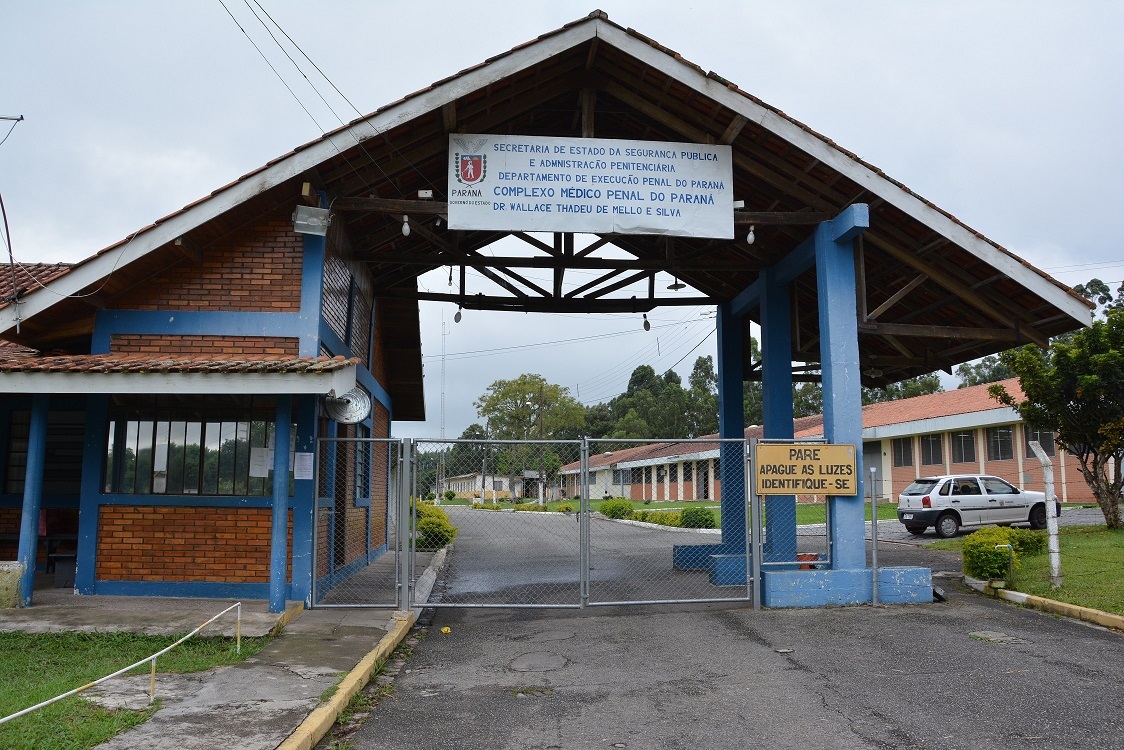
[680,506,716,529]
[599,498,634,520]
[1009,527,1047,556]
[413,502,458,549]
[633,509,648,522]
[513,502,541,512]
[443,490,456,503]
[555,502,574,513]
[645,510,682,527]
[962,526,1020,580]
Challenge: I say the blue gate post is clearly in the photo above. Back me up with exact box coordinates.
[815,207,868,570]
[716,301,746,556]
[17,394,49,606]
[760,267,797,562]
[672,301,746,576]
[270,395,293,613]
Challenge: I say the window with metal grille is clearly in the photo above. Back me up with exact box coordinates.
[986,426,1014,462]
[950,430,976,464]
[920,434,943,466]
[1024,427,1055,457]
[892,437,913,468]
[103,395,294,497]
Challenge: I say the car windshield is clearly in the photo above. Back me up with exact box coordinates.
[901,479,940,495]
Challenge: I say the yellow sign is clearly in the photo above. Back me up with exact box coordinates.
[755,443,857,496]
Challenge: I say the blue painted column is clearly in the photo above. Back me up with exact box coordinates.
[269,396,293,613]
[76,396,109,595]
[815,206,868,570]
[760,268,797,561]
[289,394,318,606]
[716,301,746,552]
[17,395,49,606]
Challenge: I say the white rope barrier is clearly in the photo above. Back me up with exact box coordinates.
[0,601,241,725]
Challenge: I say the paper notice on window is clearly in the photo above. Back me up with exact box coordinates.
[293,452,314,481]
[249,447,271,478]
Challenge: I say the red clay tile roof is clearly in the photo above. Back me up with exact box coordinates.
[859,378,1021,430]
[25,11,1085,317]
[0,353,357,374]
[0,263,71,310]
[575,384,1020,465]
[0,338,37,356]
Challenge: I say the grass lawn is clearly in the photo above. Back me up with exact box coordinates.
[0,631,269,750]
[465,498,897,528]
[931,525,1124,617]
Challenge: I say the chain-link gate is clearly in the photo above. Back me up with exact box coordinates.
[748,438,834,609]
[311,436,757,609]
[312,437,404,607]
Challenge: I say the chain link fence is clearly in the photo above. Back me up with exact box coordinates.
[413,439,583,607]
[312,436,761,608]
[313,437,402,606]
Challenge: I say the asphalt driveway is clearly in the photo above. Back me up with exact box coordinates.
[348,538,1121,750]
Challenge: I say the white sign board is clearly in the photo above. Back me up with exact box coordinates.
[447,134,733,238]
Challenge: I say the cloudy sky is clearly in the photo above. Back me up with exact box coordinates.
[3,1,1121,437]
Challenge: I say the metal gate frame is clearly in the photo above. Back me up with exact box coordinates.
[312,436,755,609]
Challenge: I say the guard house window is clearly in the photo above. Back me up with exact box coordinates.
[670,464,678,482]
[920,434,943,466]
[892,437,913,468]
[986,426,1015,462]
[103,395,295,497]
[1024,427,1055,457]
[682,462,693,481]
[951,430,976,464]
[4,410,84,495]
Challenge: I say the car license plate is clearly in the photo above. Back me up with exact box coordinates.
[902,513,914,520]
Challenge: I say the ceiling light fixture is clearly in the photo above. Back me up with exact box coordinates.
[401,215,411,237]
[454,306,463,323]
[667,276,686,291]
[746,224,756,245]
[643,313,651,332]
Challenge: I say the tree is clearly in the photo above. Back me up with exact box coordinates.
[956,355,1014,388]
[863,373,943,405]
[474,373,585,440]
[990,310,1124,528]
[611,408,650,439]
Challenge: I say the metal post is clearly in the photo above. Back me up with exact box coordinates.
[870,465,879,606]
[268,396,292,614]
[579,439,590,608]
[1028,440,1062,588]
[749,439,762,611]
[397,439,414,612]
[17,394,48,607]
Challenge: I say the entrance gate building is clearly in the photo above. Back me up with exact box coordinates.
[0,12,1090,613]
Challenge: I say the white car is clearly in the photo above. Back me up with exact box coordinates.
[897,474,1060,538]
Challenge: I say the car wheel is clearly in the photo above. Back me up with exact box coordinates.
[905,525,926,535]
[935,513,960,538]
[1029,504,1047,530]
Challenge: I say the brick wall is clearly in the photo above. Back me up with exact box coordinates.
[95,506,292,583]
[110,334,299,358]
[0,507,19,560]
[111,216,302,311]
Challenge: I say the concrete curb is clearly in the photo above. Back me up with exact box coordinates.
[276,609,416,750]
[963,575,1124,632]
[272,602,305,635]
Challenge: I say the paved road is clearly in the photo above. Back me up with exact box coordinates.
[349,579,1123,750]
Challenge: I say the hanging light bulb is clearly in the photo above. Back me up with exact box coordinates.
[667,276,686,291]
[746,224,756,245]
[401,215,411,237]
[454,306,463,323]
[643,313,651,332]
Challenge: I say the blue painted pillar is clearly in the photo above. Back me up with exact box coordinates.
[716,301,746,552]
[289,394,318,606]
[17,395,49,606]
[269,396,293,613]
[815,206,868,570]
[76,396,109,595]
[760,268,797,560]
